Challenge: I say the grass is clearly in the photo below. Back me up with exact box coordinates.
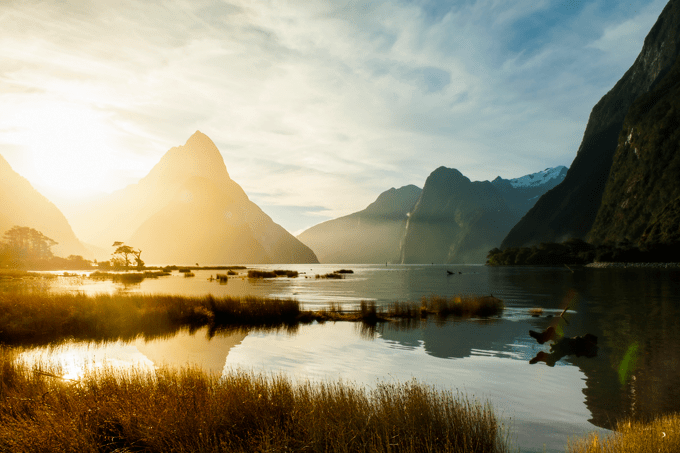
[316,272,344,279]
[316,269,355,279]
[0,269,54,279]
[247,269,298,278]
[566,414,680,452]
[0,348,509,453]
[528,307,544,317]
[0,292,302,346]
[387,295,505,319]
[0,293,504,346]
[90,271,171,283]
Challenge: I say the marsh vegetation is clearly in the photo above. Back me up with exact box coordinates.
[566,415,680,453]
[90,270,171,283]
[0,292,504,347]
[247,269,299,278]
[0,348,509,453]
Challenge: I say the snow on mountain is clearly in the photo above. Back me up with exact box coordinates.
[507,166,568,189]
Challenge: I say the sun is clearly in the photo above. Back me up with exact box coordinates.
[16,101,121,198]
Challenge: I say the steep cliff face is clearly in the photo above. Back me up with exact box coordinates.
[502,0,680,248]
[68,131,318,264]
[0,155,88,257]
[297,185,421,264]
[400,167,517,264]
[589,55,680,245]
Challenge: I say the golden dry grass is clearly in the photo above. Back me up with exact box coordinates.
[0,348,509,453]
[0,292,302,346]
[388,295,504,319]
[528,307,544,317]
[0,292,504,346]
[567,415,680,453]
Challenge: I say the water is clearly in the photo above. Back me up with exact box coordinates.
[12,264,680,452]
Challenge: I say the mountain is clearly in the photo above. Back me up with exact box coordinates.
[399,167,517,264]
[66,131,318,265]
[588,55,680,246]
[297,185,422,264]
[400,166,566,264]
[501,0,680,248]
[0,154,88,258]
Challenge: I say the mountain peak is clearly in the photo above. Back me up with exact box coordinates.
[426,167,470,190]
[185,130,213,148]
[141,132,230,187]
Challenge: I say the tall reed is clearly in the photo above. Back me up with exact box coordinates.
[566,415,680,453]
[0,348,510,453]
[388,295,504,319]
[0,292,504,346]
[0,292,301,346]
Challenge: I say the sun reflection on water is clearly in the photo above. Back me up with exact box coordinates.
[18,341,155,381]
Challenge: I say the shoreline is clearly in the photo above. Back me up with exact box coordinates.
[585,262,680,269]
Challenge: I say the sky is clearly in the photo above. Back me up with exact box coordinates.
[0,0,669,235]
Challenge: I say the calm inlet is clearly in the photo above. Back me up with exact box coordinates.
[14,264,680,452]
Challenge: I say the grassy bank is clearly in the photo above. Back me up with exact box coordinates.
[0,348,508,453]
[247,269,299,278]
[0,293,503,346]
[0,293,304,346]
[388,295,504,319]
[0,269,55,279]
[90,270,171,283]
[567,414,679,452]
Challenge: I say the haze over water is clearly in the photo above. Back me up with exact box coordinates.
[16,264,680,452]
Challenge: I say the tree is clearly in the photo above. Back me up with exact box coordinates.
[112,242,144,270]
[1,226,58,266]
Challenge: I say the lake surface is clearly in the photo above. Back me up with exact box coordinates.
[12,264,680,452]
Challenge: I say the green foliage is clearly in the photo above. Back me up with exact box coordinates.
[589,55,680,246]
[487,237,680,265]
[487,239,596,266]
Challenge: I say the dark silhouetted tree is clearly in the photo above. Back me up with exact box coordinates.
[112,242,144,270]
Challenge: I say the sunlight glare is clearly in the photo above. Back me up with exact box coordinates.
[15,101,122,198]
